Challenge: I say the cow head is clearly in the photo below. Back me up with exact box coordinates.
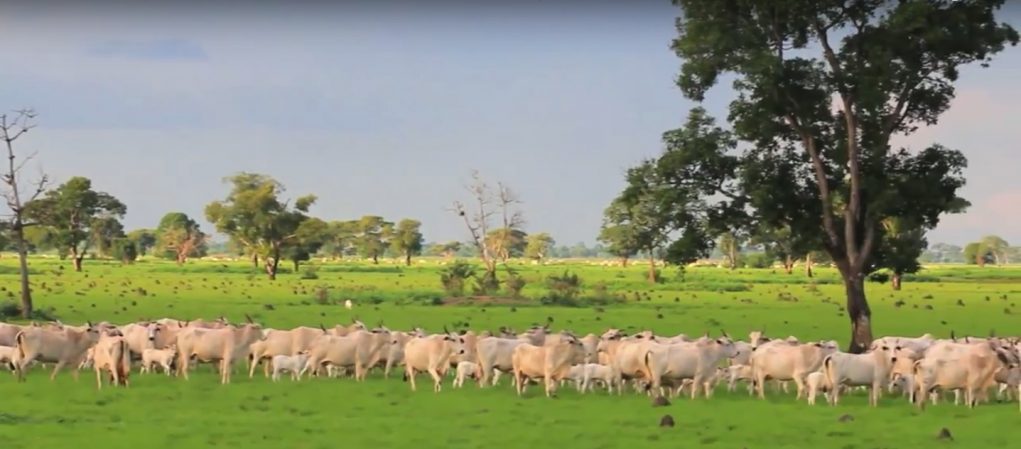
[147,323,162,343]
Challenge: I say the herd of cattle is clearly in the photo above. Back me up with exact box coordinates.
[0,316,1018,411]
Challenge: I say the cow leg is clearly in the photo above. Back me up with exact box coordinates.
[406,366,417,392]
[49,361,66,381]
[754,370,767,399]
[793,375,806,400]
[492,369,502,387]
[428,366,443,393]
[221,358,232,385]
[95,368,103,390]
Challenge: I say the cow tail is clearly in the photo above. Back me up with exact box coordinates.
[822,355,835,391]
[642,351,655,392]
[15,331,26,361]
[118,340,131,386]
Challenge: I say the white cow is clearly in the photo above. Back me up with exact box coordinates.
[822,347,894,406]
[271,353,310,381]
[141,345,178,375]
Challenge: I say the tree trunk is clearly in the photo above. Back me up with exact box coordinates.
[176,252,187,266]
[729,246,738,270]
[621,256,629,267]
[293,260,300,272]
[251,253,259,268]
[372,254,379,265]
[15,226,32,319]
[71,248,84,272]
[647,253,657,284]
[405,252,412,266]
[805,253,813,278]
[783,255,794,274]
[891,273,902,291]
[265,260,278,280]
[844,274,873,353]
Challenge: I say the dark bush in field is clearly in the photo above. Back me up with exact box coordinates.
[440,260,476,298]
[504,273,527,299]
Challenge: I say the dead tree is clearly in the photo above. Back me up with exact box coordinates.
[1,109,48,319]
[451,170,497,276]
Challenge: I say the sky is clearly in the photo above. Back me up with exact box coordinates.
[1,0,1019,247]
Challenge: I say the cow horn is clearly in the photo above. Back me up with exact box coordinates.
[951,330,957,341]
[990,329,997,338]
[443,325,450,335]
[720,329,730,338]
[320,323,327,333]
[245,314,254,324]
[87,320,93,328]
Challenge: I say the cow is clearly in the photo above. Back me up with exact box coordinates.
[888,347,924,402]
[384,331,417,379]
[871,334,935,354]
[579,334,600,363]
[91,332,131,390]
[821,346,894,406]
[300,329,390,381]
[13,322,102,381]
[175,322,263,384]
[141,345,178,375]
[248,325,325,378]
[912,341,1007,409]
[511,334,585,398]
[451,330,480,365]
[271,352,310,381]
[0,323,24,347]
[453,361,480,388]
[475,337,527,387]
[403,334,463,392]
[518,325,550,346]
[596,333,659,394]
[643,335,737,399]
[186,317,230,329]
[121,322,178,360]
[327,319,368,337]
[750,340,839,400]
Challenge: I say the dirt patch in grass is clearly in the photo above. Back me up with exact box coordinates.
[441,296,533,306]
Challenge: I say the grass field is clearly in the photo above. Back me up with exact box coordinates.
[1,256,1019,449]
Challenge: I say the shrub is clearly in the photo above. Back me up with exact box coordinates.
[868,272,890,284]
[0,301,58,321]
[472,270,500,296]
[440,260,477,297]
[300,266,320,280]
[504,273,527,298]
[743,253,773,269]
[545,270,582,304]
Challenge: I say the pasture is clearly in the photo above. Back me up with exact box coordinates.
[1,257,1019,449]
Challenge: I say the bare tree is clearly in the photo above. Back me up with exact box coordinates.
[490,182,525,262]
[1,109,48,319]
[451,170,497,276]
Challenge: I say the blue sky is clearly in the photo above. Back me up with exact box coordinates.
[1,1,1019,246]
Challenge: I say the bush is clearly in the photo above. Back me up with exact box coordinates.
[472,270,500,296]
[504,273,527,298]
[545,270,582,304]
[111,239,138,264]
[868,272,890,284]
[300,266,320,280]
[0,301,58,321]
[440,260,477,297]
[743,253,773,269]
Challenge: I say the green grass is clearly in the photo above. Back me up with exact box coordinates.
[1,256,1020,449]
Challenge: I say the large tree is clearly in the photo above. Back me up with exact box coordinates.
[205,173,316,279]
[524,232,555,264]
[284,217,330,271]
[604,160,710,283]
[667,0,1016,351]
[126,228,157,256]
[355,215,392,264]
[873,217,926,290]
[89,216,125,258]
[1,109,48,318]
[26,176,126,272]
[156,212,207,264]
[390,218,424,266]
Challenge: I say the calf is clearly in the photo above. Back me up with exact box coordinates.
[453,361,480,388]
[566,363,621,394]
[0,345,16,372]
[141,345,178,375]
[805,371,828,405]
[725,364,755,395]
[271,352,310,381]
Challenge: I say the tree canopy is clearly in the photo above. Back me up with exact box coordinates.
[205,172,316,279]
[156,212,207,264]
[390,218,424,266]
[26,176,126,271]
[660,0,1017,350]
